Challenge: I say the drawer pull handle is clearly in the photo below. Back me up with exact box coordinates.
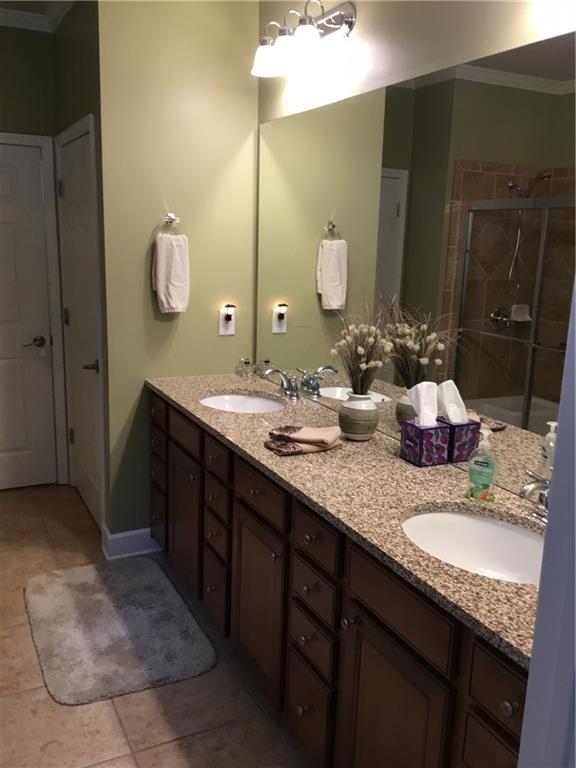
[271,552,280,562]
[207,530,216,540]
[208,455,216,464]
[303,532,318,545]
[207,493,217,502]
[297,634,311,647]
[205,586,215,595]
[249,488,261,497]
[296,704,309,717]
[301,584,314,597]
[151,513,159,522]
[189,474,198,482]
[150,407,156,416]
[500,699,519,718]
[341,616,356,631]
[151,438,158,448]
[151,469,158,480]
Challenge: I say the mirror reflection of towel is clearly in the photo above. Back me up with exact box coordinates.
[153,233,190,313]
[317,239,348,310]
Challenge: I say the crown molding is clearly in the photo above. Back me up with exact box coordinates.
[396,64,574,96]
[0,1,73,33]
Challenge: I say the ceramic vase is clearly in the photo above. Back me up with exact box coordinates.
[339,394,379,441]
[395,392,417,425]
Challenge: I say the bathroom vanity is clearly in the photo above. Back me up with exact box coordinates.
[146,375,537,768]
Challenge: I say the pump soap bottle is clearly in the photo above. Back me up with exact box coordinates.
[466,428,496,505]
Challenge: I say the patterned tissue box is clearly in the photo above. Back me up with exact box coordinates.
[399,419,451,467]
[437,417,481,463]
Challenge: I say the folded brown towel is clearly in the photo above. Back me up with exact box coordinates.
[467,409,506,432]
[265,437,343,456]
[268,425,342,446]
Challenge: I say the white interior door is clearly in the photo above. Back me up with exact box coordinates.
[375,168,409,382]
[56,116,104,527]
[0,141,59,489]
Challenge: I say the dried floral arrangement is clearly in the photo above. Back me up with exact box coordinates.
[379,301,452,389]
[330,318,387,395]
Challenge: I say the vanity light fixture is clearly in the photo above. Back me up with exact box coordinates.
[272,303,289,334]
[250,0,356,78]
[218,304,236,336]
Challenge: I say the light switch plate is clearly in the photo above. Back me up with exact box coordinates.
[219,308,236,336]
[272,307,287,334]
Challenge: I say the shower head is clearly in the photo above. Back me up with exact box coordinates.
[508,169,552,198]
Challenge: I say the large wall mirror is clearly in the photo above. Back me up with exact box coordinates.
[256,32,575,464]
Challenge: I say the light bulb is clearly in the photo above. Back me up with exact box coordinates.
[250,37,283,78]
[293,20,320,50]
[273,31,294,76]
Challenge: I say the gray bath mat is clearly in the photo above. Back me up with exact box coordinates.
[25,557,217,705]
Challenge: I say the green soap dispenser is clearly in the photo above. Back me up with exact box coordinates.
[466,428,496,505]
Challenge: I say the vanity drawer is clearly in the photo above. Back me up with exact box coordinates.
[286,648,332,768]
[203,508,229,564]
[293,503,339,577]
[169,409,202,458]
[150,454,167,493]
[289,600,335,683]
[235,458,288,532]
[292,553,336,629]
[149,393,167,430]
[205,472,231,523]
[469,643,526,739]
[461,712,517,768]
[204,435,231,483]
[348,546,456,676]
[202,544,228,635]
[150,424,167,462]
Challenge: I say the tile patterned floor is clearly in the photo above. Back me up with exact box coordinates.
[0,486,298,768]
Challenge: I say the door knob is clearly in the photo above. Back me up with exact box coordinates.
[22,335,46,348]
[82,359,100,373]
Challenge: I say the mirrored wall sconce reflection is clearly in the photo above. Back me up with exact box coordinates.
[218,303,236,336]
[272,303,289,334]
[250,0,357,78]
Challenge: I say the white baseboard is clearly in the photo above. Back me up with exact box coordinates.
[102,523,162,560]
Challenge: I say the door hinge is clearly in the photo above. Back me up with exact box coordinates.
[63,307,70,326]
[68,427,75,445]
[57,179,64,197]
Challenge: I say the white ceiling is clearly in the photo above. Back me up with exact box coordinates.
[0,0,73,32]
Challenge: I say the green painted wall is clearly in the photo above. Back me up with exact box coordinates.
[99,1,259,533]
[54,1,100,133]
[256,90,386,370]
[382,86,414,170]
[0,27,55,134]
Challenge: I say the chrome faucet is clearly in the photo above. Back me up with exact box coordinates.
[520,470,551,525]
[262,368,300,401]
[298,365,337,399]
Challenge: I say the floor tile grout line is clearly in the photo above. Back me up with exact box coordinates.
[0,684,45,701]
[111,697,138,759]
[74,749,135,768]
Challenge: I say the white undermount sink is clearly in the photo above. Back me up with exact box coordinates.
[402,508,544,585]
[199,393,284,414]
[319,386,391,403]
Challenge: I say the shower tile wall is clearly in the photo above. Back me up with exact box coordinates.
[443,161,574,404]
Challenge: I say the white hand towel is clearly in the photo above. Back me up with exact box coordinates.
[153,233,190,313]
[407,382,438,427]
[317,239,348,310]
[437,380,468,424]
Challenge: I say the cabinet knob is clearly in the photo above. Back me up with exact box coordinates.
[205,586,215,595]
[302,584,313,597]
[271,552,280,562]
[207,530,216,540]
[297,634,311,647]
[341,616,356,631]
[208,455,216,464]
[296,704,309,717]
[207,492,216,502]
[151,513,159,522]
[249,488,261,496]
[151,469,158,480]
[499,699,519,718]
[151,438,158,448]
[150,407,156,417]
[189,473,198,482]
[303,532,318,545]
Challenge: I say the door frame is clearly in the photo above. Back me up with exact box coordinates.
[0,132,68,484]
[54,114,107,530]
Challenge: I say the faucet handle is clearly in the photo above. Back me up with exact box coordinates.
[315,365,337,377]
[526,470,548,484]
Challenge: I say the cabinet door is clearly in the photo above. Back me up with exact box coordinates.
[335,599,450,768]
[151,483,167,551]
[168,441,203,596]
[231,501,287,708]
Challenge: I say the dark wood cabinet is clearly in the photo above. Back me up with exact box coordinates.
[151,482,168,551]
[231,500,287,708]
[335,598,450,768]
[168,441,203,596]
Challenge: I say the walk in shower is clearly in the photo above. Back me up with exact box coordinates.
[455,195,575,434]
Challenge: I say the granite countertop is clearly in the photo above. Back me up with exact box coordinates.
[314,375,543,496]
[146,373,541,668]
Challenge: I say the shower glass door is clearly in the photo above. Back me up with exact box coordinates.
[456,198,574,434]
